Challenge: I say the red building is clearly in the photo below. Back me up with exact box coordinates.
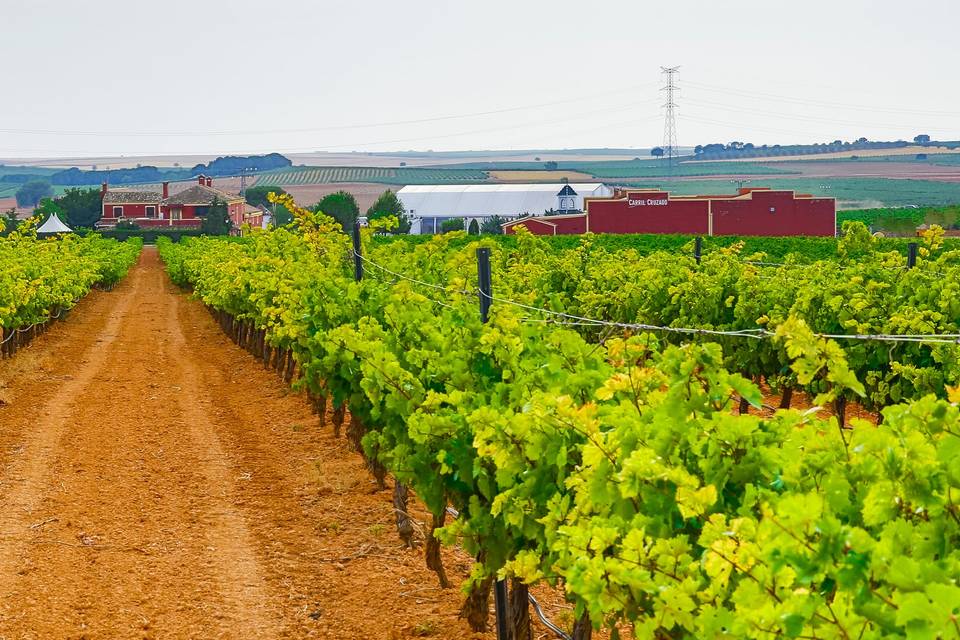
[98,175,263,232]
[502,187,836,237]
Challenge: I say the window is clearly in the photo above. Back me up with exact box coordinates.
[145,206,156,218]
[171,209,181,221]
[112,206,123,218]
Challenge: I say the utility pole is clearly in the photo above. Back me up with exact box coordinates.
[238,166,256,197]
[660,66,680,175]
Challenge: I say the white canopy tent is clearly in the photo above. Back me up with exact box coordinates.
[36,212,73,235]
[398,183,613,234]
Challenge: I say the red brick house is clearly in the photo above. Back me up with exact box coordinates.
[98,175,263,232]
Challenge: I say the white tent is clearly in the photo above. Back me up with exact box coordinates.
[399,183,613,234]
[36,212,73,235]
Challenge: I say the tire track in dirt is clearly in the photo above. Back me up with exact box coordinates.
[161,267,285,638]
[0,258,141,586]
[0,251,284,638]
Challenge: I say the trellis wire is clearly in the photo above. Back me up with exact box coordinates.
[353,249,960,346]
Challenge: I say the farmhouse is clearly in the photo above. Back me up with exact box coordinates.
[502,187,836,237]
[98,175,262,231]
[398,183,614,234]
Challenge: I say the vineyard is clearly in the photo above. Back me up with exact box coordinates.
[157,197,960,639]
[256,166,489,186]
[0,220,141,357]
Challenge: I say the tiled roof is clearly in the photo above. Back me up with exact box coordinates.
[102,189,163,204]
[163,184,244,206]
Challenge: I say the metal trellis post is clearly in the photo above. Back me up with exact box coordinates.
[477,248,492,324]
[694,236,702,265]
[476,246,506,637]
[907,242,918,269]
[353,220,363,282]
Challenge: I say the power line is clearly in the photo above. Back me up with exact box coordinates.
[683,80,960,119]
[683,97,960,135]
[0,83,662,138]
[0,101,662,158]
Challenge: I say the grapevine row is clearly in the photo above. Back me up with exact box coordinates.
[158,200,960,639]
[0,219,141,358]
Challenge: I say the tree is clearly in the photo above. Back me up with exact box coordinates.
[366,189,410,233]
[544,161,559,170]
[440,218,464,233]
[650,147,665,158]
[480,215,505,235]
[246,185,291,226]
[694,145,704,155]
[272,204,293,227]
[0,208,19,236]
[245,185,287,209]
[914,134,931,144]
[468,219,480,235]
[56,187,102,228]
[200,198,232,235]
[34,197,64,224]
[313,191,360,232]
[15,180,52,208]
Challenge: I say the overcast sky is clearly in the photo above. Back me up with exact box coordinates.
[1,0,958,158]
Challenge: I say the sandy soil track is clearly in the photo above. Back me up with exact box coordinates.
[0,249,498,639]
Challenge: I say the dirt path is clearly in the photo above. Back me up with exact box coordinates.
[0,249,505,639]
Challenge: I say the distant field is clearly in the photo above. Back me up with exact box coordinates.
[0,166,59,179]
[690,145,959,163]
[588,161,793,179]
[0,182,94,200]
[257,166,488,186]
[489,170,596,182]
[430,159,794,179]
[621,177,960,208]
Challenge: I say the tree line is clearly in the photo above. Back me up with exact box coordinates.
[7,153,292,189]
[8,182,506,237]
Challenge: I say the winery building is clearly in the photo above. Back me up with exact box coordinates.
[502,187,836,237]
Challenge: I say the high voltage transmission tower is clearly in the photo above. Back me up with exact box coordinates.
[660,66,680,172]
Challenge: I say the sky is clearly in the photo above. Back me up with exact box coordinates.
[1,0,958,158]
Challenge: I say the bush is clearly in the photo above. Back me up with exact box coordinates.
[440,218,465,233]
[87,228,208,244]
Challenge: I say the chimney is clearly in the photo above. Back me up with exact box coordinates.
[198,174,206,186]
[101,182,108,199]
[205,176,213,187]
[162,181,169,199]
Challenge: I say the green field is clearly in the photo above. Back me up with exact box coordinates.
[257,166,489,186]
[786,152,960,166]
[0,166,59,180]
[620,177,960,208]
[0,182,84,202]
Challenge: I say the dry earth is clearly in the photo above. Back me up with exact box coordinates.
[0,249,582,639]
